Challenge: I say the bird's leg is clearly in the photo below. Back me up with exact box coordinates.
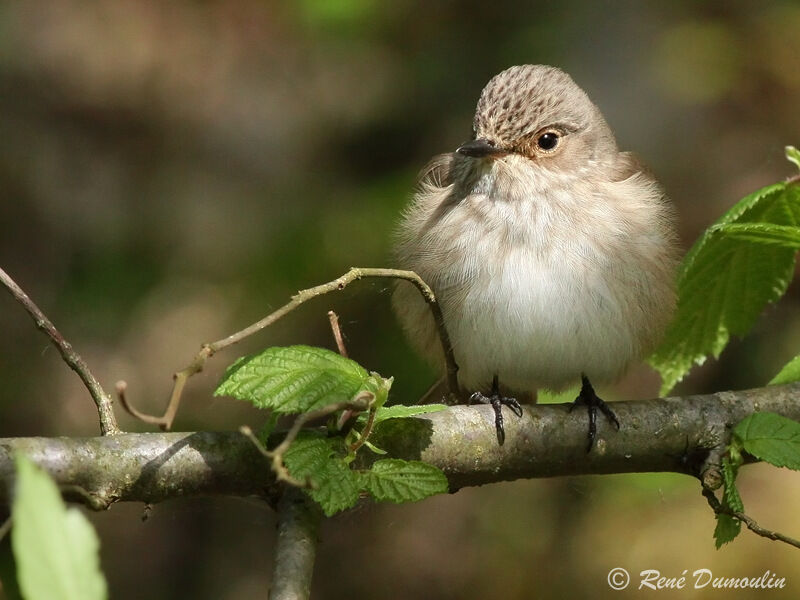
[568,374,620,452]
[469,374,523,445]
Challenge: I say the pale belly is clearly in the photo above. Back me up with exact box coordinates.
[439,241,642,393]
[395,159,674,396]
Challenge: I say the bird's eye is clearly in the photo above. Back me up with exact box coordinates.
[537,132,560,151]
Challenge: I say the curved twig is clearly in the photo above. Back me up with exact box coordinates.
[702,487,800,550]
[0,267,120,436]
[240,394,373,489]
[120,267,459,431]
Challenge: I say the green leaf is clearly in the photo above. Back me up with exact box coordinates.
[711,223,800,248]
[363,440,387,455]
[214,345,370,413]
[714,456,743,548]
[11,455,107,600]
[732,412,800,469]
[358,373,393,410]
[283,434,361,516]
[770,354,800,385]
[650,182,800,395]
[363,459,448,503]
[721,457,743,513]
[257,411,281,442]
[359,403,447,425]
[787,146,800,171]
[714,513,741,549]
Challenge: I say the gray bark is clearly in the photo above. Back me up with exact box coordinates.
[1,383,799,507]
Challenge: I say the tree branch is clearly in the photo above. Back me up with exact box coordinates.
[0,267,120,436]
[1,383,799,507]
[269,489,321,600]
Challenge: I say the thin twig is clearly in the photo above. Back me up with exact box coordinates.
[240,426,308,489]
[240,394,373,489]
[327,309,362,433]
[327,310,348,358]
[122,267,459,431]
[702,487,800,549]
[116,380,166,427]
[0,267,120,436]
[349,408,376,454]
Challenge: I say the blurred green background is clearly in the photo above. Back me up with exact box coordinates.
[2,1,800,598]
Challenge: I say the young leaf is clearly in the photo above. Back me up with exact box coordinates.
[214,345,370,413]
[282,433,332,478]
[363,459,448,503]
[721,457,744,513]
[650,181,800,395]
[769,354,800,385]
[363,440,388,455]
[358,403,448,425]
[283,435,361,516]
[358,373,393,410]
[11,455,107,600]
[787,146,800,171]
[714,513,741,549]
[714,456,743,548]
[732,412,800,470]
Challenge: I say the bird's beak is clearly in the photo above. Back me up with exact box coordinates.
[456,138,506,158]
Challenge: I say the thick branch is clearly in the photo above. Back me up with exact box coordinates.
[269,489,321,600]
[1,384,799,507]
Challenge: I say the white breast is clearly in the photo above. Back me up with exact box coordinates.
[401,156,674,394]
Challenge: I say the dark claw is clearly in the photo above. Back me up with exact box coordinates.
[470,375,523,445]
[571,374,620,452]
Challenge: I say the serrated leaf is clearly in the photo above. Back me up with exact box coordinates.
[714,457,743,549]
[283,435,361,516]
[732,412,800,469]
[358,403,448,425]
[214,345,370,413]
[711,223,800,248]
[11,455,107,600]
[787,146,800,171]
[282,433,332,477]
[363,459,448,503]
[714,513,741,549]
[650,182,800,395]
[721,457,743,513]
[769,354,800,385]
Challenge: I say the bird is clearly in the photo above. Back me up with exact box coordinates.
[392,65,677,449]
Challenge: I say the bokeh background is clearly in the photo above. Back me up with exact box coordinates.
[2,1,800,598]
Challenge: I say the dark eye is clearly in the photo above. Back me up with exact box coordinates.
[537,132,559,151]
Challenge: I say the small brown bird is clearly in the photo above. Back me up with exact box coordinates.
[393,65,677,448]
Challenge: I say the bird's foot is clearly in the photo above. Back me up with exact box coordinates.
[569,374,620,452]
[470,375,523,445]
